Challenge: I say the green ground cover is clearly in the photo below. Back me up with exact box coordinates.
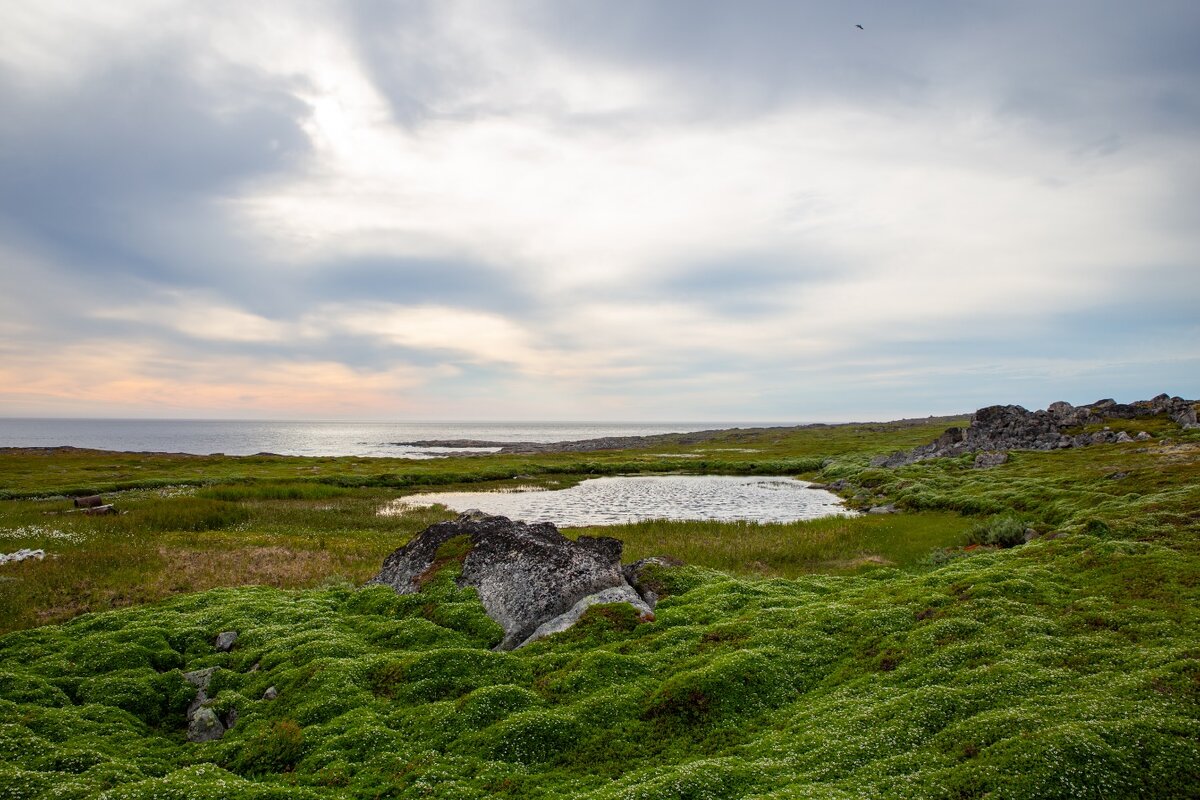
[0,416,1198,798]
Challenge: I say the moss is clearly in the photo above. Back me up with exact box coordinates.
[231,719,305,776]
[644,650,792,726]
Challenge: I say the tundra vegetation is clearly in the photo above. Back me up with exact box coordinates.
[0,414,1198,798]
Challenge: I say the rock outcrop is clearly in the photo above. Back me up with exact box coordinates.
[874,394,1197,468]
[368,512,659,650]
[183,667,232,743]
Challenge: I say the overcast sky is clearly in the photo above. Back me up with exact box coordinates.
[1,1,1197,421]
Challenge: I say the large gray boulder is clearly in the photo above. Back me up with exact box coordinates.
[368,512,655,650]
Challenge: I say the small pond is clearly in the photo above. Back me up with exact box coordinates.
[383,475,853,526]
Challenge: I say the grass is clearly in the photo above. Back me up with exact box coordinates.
[0,415,1198,797]
[572,512,971,577]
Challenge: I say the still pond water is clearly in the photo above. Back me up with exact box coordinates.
[386,475,852,527]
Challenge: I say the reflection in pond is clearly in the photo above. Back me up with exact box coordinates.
[383,475,853,527]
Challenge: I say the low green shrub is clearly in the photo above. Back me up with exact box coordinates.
[965,514,1029,548]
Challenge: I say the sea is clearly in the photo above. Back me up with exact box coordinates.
[0,419,797,459]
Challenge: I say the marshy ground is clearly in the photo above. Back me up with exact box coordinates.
[0,416,1198,797]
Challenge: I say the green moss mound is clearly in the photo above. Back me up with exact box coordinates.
[1,538,1197,799]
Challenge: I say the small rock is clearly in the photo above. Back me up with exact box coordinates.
[1114,431,1133,443]
[867,504,897,514]
[187,707,226,743]
[1135,431,1152,441]
[214,631,238,652]
[263,686,278,701]
[1106,471,1128,481]
[222,707,238,730]
[81,504,116,516]
[973,452,1009,469]
[1023,528,1039,543]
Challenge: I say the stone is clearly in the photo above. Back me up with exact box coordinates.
[1136,431,1152,441]
[183,667,218,719]
[214,631,238,652]
[623,556,683,608]
[1023,528,1039,543]
[973,452,1009,469]
[263,686,278,701]
[1114,431,1133,443]
[369,513,659,650]
[223,707,238,730]
[187,707,225,743]
[517,585,654,649]
[867,504,897,514]
[183,667,217,691]
[1047,401,1075,417]
[81,504,116,516]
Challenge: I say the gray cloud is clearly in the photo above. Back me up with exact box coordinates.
[0,44,310,291]
[0,1,1197,419]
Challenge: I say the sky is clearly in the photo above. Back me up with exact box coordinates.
[0,1,1197,422]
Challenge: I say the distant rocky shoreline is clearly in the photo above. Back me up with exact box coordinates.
[392,417,965,455]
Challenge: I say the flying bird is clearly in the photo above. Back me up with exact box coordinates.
[855,24,864,30]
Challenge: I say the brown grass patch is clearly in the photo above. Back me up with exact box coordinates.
[827,554,894,571]
[156,546,340,591]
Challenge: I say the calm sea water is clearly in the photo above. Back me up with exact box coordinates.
[388,475,853,525]
[0,419,795,458]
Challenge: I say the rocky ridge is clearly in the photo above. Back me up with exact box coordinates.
[873,393,1198,468]
[368,512,661,650]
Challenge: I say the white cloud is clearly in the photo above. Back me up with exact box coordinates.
[93,293,295,343]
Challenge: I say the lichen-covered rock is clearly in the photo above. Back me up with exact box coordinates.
[183,667,217,719]
[187,707,225,743]
[368,513,654,650]
[517,586,654,648]
[214,631,238,652]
